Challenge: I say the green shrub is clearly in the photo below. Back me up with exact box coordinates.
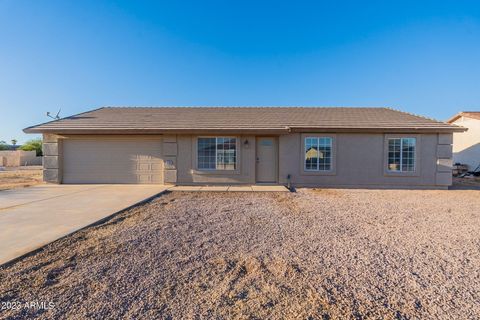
[19,138,43,156]
[0,141,9,151]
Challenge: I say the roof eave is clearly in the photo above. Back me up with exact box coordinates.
[447,112,480,123]
[446,113,462,123]
[289,126,467,133]
[23,127,291,135]
[24,126,467,135]
[22,107,106,134]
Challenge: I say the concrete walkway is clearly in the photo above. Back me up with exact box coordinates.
[168,185,289,192]
[0,184,167,265]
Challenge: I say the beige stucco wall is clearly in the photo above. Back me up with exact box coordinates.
[0,150,42,167]
[45,132,452,188]
[451,117,480,170]
[176,134,256,185]
[278,133,451,188]
[21,152,42,166]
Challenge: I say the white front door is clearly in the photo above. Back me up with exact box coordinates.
[256,137,277,183]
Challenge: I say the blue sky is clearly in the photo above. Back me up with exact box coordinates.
[1,0,479,143]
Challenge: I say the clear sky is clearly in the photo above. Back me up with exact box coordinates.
[1,0,479,143]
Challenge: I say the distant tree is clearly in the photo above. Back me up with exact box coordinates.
[0,140,8,151]
[11,139,17,146]
[19,138,43,156]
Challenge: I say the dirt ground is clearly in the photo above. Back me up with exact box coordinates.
[453,176,480,188]
[0,189,479,319]
[0,167,43,191]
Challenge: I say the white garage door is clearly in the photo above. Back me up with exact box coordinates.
[63,138,163,184]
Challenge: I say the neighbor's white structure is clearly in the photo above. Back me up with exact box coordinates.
[447,112,480,171]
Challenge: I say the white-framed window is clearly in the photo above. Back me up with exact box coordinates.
[197,137,237,170]
[304,137,332,171]
[387,138,416,172]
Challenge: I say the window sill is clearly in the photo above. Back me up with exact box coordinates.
[193,169,240,176]
[384,170,420,177]
[300,170,337,176]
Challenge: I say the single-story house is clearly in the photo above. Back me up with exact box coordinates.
[447,111,480,171]
[24,107,465,189]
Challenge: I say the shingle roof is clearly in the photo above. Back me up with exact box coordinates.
[24,106,466,134]
[447,111,480,123]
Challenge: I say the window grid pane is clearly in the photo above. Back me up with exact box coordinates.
[198,137,236,170]
[198,138,216,169]
[388,138,401,171]
[305,138,318,170]
[401,138,415,172]
[388,138,415,172]
[216,137,236,170]
[305,137,332,171]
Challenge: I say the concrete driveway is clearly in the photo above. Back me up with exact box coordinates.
[0,184,167,265]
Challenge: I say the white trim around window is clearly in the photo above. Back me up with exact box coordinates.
[300,134,336,176]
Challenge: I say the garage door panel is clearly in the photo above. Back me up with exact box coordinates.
[138,164,163,170]
[63,138,163,184]
[150,163,163,171]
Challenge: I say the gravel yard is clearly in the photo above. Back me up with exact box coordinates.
[1,189,479,319]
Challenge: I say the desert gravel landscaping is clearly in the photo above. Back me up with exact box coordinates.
[1,188,479,319]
